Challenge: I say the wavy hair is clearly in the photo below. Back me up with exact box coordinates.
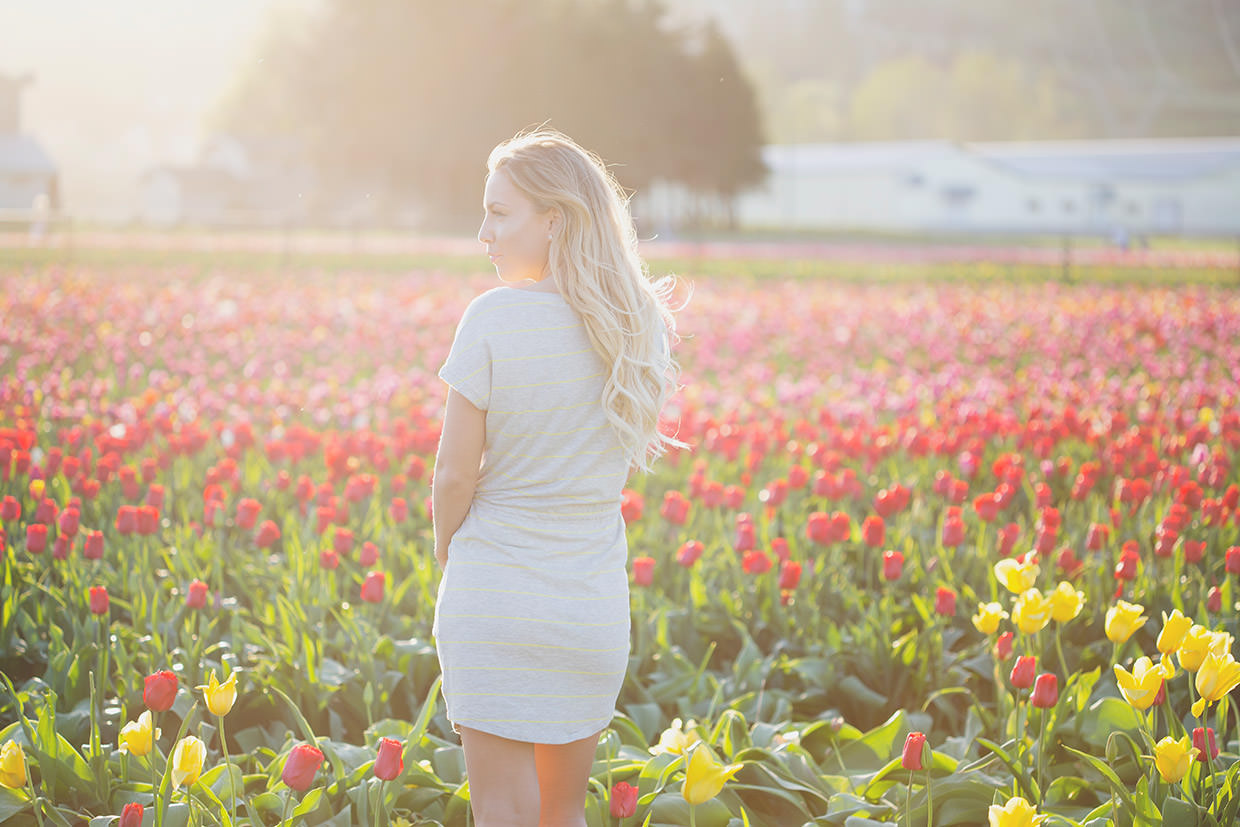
[487,129,684,472]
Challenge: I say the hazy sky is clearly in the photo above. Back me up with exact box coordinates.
[1,0,306,217]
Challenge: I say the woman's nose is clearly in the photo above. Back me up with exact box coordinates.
[477,220,491,244]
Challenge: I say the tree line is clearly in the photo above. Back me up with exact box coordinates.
[215,0,766,229]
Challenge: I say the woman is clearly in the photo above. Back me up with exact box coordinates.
[431,130,682,827]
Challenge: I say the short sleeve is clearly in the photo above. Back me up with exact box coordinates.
[438,299,492,410]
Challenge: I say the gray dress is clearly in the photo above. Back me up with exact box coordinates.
[434,286,632,744]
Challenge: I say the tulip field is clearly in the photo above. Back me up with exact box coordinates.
[2,257,1240,826]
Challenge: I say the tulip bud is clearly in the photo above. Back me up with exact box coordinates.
[360,571,385,603]
[373,737,404,781]
[995,631,1014,661]
[934,587,957,617]
[89,585,109,615]
[882,550,904,582]
[1031,673,1059,708]
[118,802,144,827]
[143,670,179,712]
[778,560,802,590]
[1010,655,1036,689]
[282,743,325,791]
[609,780,638,819]
[901,731,927,771]
[185,579,209,610]
[632,556,655,587]
[1193,726,1219,762]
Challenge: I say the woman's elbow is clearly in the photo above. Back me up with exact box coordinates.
[432,467,478,495]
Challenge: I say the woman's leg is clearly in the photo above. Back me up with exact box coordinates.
[459,726,540,827]
[533,730,602,827]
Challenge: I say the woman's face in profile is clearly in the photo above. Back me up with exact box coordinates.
[478,169,553,285]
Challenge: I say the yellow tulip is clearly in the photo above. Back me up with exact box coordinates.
[1191,650,1240,718]
[994,559,1039,595]
[1104,601,1147,644]
[1012,589,1052,635]
[972,602,1008,635]
[196,670,238,717]
[171,735,207,789]
[988,795,1047,827]
[1210,630,1235,657]
[651,718,700,756]
[681,745,742,805]
[1153,735,1197,784]
[1157,609,1193,654]
[1113,656,1170,710]
[0,741,26,789]
[117,710,160,757]
[1047,581,1084,623]
[1178,625,1214,672]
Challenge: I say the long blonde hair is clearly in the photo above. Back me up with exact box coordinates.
[487,129,683,472]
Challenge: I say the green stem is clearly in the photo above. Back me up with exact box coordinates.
[689,803,697,827]
[925,768,933,827]
[219,714,237,826]
[906,776,912,827]
[280,788,294,826]
[1037,706,1048,811]
[25,773,46,827]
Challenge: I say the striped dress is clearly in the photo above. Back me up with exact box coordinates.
[433,286,632,744]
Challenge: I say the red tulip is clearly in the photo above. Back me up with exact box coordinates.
[333,527,354,556]
[997,523,1021,557]
[660,490,690,525]
[320,548,340,570]
[58,506,80,538]
[53,535,71,559]
[1114,548,1139,581]
[83,530,104,560]
[1226,546,1240,575]
[136,505,159,536]
[995,631,1014,661]
[1031,673,1059,708]
[632,556,655,586]
[185,579,209,609]
[861,515,885,548]
[770,537,790,562]
[0,495,19,522]
[282,743,325,791]
[620,489,643,524]
[973,493,999,523]
[389,497,408,524]
[1184,540,1206,564]
[1010,655,1036,689]
[144,670,179,711]
[882,550,904,582]
[934,587,957,617]
[742,550,772,575]
[806,512,831,545]
[26,523,48,554]
[360,571,386,603]
[775,561,800,591]
[941,517,965,548]
[1208,586,1223,613]
[1193,727,1219,762]
[89,585,109,615]
[236,498,262,530]
[34,497,59,525]
[359,541,379,567]
[373,737,404,781]
[119,802,144,827]
[610,780,638,818]
[676,540,704,568]
[1086,523,1109,551]
[255,519,281,548]
[901,731,926,771]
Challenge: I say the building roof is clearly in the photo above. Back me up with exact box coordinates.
[0,133,56,174]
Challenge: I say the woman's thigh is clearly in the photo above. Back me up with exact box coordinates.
[533,730,602,827]
[459,727,540,827]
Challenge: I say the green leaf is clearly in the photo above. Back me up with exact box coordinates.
[1062,745,1136,811]
[292,787,324,816]
[0,787,31,821]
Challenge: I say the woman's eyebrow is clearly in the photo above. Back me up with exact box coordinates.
[485,201,508,210]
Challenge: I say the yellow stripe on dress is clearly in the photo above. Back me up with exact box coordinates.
[444,640,628,653]
[451,586,623,601]
[493,371,604,391]
[438,613,628,627]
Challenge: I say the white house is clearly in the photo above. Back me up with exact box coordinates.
[641,137,1240,238]
[0,73,58,214]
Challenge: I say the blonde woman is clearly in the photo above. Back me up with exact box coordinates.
[431,130,681,827]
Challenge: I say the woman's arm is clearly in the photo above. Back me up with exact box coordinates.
[432,388,486,568]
